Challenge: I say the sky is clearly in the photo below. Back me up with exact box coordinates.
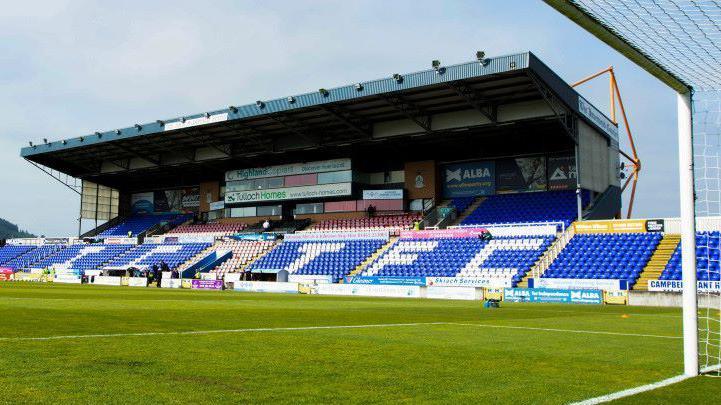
[0,0,679,236]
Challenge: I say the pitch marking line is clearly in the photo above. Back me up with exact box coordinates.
[446,322,681,340]
[570,374,690,404]
[0,322,449,341]
[0,321,682,342]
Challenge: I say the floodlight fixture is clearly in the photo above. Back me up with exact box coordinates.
[228,106,238,113]
[287,96,296,103]
[354,83,364,91]
[319,88,329,97]
[256,100,265,109]
[393,73,404,83]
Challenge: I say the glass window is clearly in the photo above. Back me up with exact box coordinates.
[294,203,324,215]
[318,170,352,184]
[257,205,282,216]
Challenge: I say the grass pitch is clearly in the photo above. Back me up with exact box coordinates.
[0,283,717,404]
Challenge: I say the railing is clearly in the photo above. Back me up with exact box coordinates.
[530,225,576,279]
[450,221,565,235]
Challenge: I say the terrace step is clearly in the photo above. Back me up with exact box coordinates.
[634,234,681,291]
[348,237,398,277]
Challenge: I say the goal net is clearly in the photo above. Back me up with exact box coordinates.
[544,0,721,376]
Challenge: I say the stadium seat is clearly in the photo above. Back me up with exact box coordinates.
[660,231,721,282]
[543,233,662,287]
[98,213,191,237]
[248,239,386,282]
[461,190,585,227]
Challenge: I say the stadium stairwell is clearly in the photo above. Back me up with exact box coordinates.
[347,237,398,277]
[176,242,221,275]
[634,234,681,290]
[450,197,486,226]
[236,241,279,273]
[517,225,576,288]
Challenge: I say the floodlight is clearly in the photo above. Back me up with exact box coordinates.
[204,112,211,118]
[393,73,403,83]
[256,100,265,109]
[354,83,364,91]
[287,96,296,103]
[432,60,441,70]
[43,138,48,144]
[134,124,142,130]
[156,120,165,126]
[180,117,186,123]
[319,88,329,97]
[228,106,238,113]
[28,141,33,147]
[79,136,84,142]
[115,129,121,135]
[62,140,67,145]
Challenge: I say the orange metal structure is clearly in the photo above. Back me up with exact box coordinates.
[572,67,640,219]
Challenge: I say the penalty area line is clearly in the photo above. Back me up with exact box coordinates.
[0,322,449,342]
[445,322,681,340]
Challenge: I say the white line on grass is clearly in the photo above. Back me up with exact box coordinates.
[0,322,448,342]
[570,374,691,404]
[0,321,682,342]
[446,322,682,340]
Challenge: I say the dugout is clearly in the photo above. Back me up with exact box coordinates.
[20,51,622,233]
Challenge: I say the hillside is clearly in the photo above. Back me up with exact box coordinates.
[0,217,35,239]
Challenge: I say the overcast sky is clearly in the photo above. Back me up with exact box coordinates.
[0,0,679,236]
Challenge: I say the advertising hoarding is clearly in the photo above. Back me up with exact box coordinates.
[441,161,495,197]
[225,183,352,204]
[225,159,351,181]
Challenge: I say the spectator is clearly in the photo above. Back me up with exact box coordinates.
[262,219,271,231]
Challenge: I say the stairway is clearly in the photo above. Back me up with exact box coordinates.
[176,242,220,274]
[634,234,681,291]
[347,237,398,277]
[450,197,486,226]
[237,241,280,273]
[516,226,576,288]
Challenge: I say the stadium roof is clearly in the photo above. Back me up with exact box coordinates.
[21,51,617,190]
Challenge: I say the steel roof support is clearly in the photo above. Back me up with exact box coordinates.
[378,94,433,134]
[446,81,497,123]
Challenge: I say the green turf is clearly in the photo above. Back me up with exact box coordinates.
[0,283,717,404]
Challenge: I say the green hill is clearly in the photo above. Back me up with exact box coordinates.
[0,217,35,239]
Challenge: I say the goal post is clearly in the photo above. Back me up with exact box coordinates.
[677,91,699,376]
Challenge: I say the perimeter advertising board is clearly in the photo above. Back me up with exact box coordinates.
[529,278,628,291]
[191,280,223,290]
[347,276,426,286]
[504,288,603,304]
[225,183,352,204]
[233,281,299,294]
[225,159,351,181]
[574,219,648,234]
[441,161,495,197]
[647,280,721,292]
[426,276,512,288]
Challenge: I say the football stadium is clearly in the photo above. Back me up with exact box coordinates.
[2,1,721,404]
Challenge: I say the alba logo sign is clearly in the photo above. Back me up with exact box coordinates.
[445,167,492,183]
[441,161,495,198]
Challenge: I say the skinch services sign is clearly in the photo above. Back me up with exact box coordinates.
[225,183,352,204]
[442,161,495,197]
[225,158,351,181]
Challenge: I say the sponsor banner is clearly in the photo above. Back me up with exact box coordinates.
[578,96,619,142]
[14,273,48,282]
[174,234,216,244]
[288,275,334,284]
[103,237,138,245]
[92,276,122,286]
[425,286,480,300]
[316,283,422,298]
[504,288,603,304]
[604,290,628,305]
[574,219,647,234]
[347,276,427,286]
[647,280,721,292]
[165,113,228,131]
[54,275,82,284]
[191,279,223,290]
[224,273,242,283]
[442,161,495,197]
[362,189,403,200]
[646,219,665,232]
[131,192,154,214]
[426,277,512,288]
[547,155,577,191]
[530,278,628,291]
[230,233,278,242]
[225,158,351,181]
[286,230,389,242]
[233,281,299,294]
[496,157,547,193]
[399,228,488,239]
[0,268,12,281]
[225,183,352,204]
[209,200,225,211]
[128,277,148,287]
[5,238,47,246]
